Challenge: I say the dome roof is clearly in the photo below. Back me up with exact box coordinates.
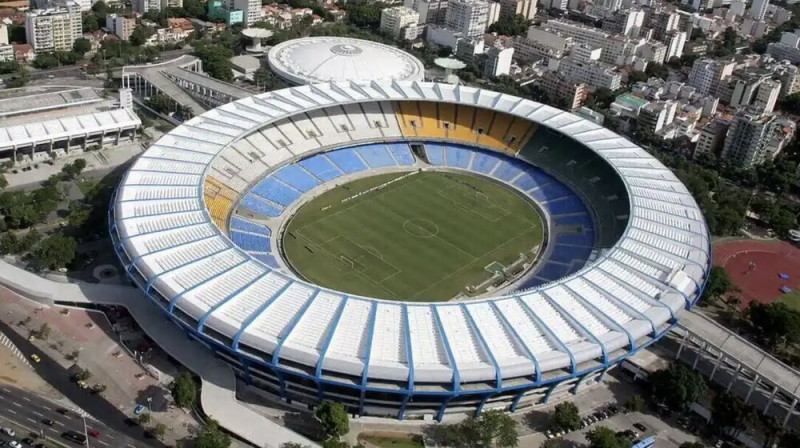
[268,37,425,85]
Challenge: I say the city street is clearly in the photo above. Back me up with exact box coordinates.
[0,319,165,448]
[0,384,143,447]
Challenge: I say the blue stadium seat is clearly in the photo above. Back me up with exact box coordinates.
[513,171,544,191]
[240,194,283,218]
[231,231,271,252]
[492,159,527,182]
[446,145,472,169]
[299,154,344,182]
[470,151,502,174]
[555,214,593,228]
[557,233,595,247]
[387,143,415,165]
[546,197,587,215]
[326,148,369,173]
[549,244,593,264]
[531,182,573,203]
[274,164,320,192]
[536,262,570,282]
[231,217,271,236]
[252,177,302,206]
[425,143,445,165]
[253,253,280,268]
[355,144,396,168]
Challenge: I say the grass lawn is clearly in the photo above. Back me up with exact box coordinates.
[778,290,800,312]
[361,435,425,448]
[282,171,544,301]
[77,179,98,196]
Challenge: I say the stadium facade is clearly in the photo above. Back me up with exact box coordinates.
[109,81,711,420]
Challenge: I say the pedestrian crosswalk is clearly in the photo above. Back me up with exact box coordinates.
[0,331,33,369]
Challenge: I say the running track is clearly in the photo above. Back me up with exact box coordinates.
[714,240,800,308]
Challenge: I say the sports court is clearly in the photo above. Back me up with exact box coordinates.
[282,171,545,302]
[714,240,800,309]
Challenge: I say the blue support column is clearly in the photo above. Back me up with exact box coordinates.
[475,393,494,416]
[518,297,577,374]
[510,389,526,412]
[231,279,294,349]
[436,396,453,422]
[314,297,348,401]
[542,291,607,365]
[432,306,461,392]
[564,285,635,351]
[359,302,379,416]
[197,270,270,333]
[542,383,558,404]
[461,304,502,388]
[272,290,320,365]
[168,257,249,313]
[490,301,541,384]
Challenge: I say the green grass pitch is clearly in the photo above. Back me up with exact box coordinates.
[281,171,545,302]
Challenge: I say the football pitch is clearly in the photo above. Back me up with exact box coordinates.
[282,171,545,302]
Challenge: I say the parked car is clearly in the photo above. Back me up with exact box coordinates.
[20,438,34,445]
[87,429,100,438]
[41,420,53,427]
[9,441,21,448]
[633,422,647,432]
[1,428,15,437]
[29,354,40,363]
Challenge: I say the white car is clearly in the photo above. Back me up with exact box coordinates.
[1,427,15,436]
[9,441,21,448]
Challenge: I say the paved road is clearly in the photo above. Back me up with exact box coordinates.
[0,384,144,448]
[27,48,194,80]
[0,320,164,448]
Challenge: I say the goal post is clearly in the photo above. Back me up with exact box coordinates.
[339,255,355,269]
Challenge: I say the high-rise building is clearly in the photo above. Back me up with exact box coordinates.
[637,100,677,134]
[750,0,769,20]
[687,58,735,96]
[767,30,800,63]
[721,110,777,167]
[602,9,644,37]
[694,118,730,158]
[486,1,500,26]
[404,0,448,24]
[637,40,667,64]
[134,0,161,13]
[511,27,571,62]
[25,1,81,53]
[558,56,622,90]
[380,6,420,40]
[484,46,513,77]
[445,0,489,39]
[776,64,800,98]
[233,0,261,26]
[0,23,8,45]
[753,79,781,114]
[498,0,536,19]
[108,14,136,41]
[539,71,588,110]
[664,30,687,61]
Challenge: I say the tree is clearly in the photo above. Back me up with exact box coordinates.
[549,402,580,432]
[780,92,800,115]
[151,422,167,439]
[91,0,109,17]
[712,391,756,437]
[679,443,705,448]
[194,419,231,448]
[61,158,87,179]
[194,44,234,82]
[343,0,385,29]
[629,71,648,84]
[650,363,707,410]
[747,302,800,349]
[73,38,92,56]
[34,323,51,341]
[136,413,152,425]
[539,440,567,448]
[130,25,154,46]
[83,14,100,33]
[487,14,532,37]
[32,53,61,69]
[757,413,784,448]
[645,62,669,80]
[701,266,734,305]
[254,67,276,91]
[19,229,40,252]
[623,394,645,413]
[315,401,349,440]
[0,61,19,75]
[472,410,518,448]
[586,426,624,448]
[170,372,197,408]
[33,234,78,270]
[0,232,19,255]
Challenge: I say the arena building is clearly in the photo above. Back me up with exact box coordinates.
[109,81,710,420]
[267,37,426,86]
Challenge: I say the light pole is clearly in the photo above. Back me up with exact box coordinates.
[147,396,152,413]
[82,414,90,448]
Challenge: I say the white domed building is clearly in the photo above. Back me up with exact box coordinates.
[267,37,426,85]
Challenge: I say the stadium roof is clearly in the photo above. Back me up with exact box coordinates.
[0,108,140,151]
[267,37,426,85]
[112,81,710,387]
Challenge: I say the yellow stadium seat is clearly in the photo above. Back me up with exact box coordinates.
[417,102,447,139]
[396,102,422,137]
[204,176,238,228]
[486,112,513,150]
[506,118,535,153]
[438,103,456,138]
[474,108,505,151]
[453,105,477,143]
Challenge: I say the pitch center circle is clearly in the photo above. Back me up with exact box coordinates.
[402,218,439,238]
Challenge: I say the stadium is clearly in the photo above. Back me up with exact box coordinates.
[109,81,711,420]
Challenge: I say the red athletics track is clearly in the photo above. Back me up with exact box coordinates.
[713,240,800,308]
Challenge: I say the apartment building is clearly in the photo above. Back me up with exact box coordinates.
[687,58,735,96]
[25,2,81,53]
[404,0,448,24]
[380,6,420,40]
[484,46,513,77]
[445,0,489,39]
[511,27,571,62]
[233,0,261,26]
[558,56,622,90]
[539,71,588,110]
[497,0,536,19]
[721,110,777,167]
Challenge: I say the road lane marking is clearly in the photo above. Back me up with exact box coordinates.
[96,440,109,446]
[11,401,21,407]
[26,417,36,424]
[21,396,30,402]
[41,405,51,411]
[128,444,137,447]
[7,409,15,415]
[32,411,43,417]
[54,421,64,426]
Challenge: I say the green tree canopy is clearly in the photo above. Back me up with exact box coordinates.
[194,419,231,448]
[701,266,734,304]
[343,0,385,29]
[549,401,581,432]
[83,14,100,33]
[73,38,92,56]
[33,234,77,270]
[623,394,645,413]
[425,410,517,448]
[487,15,532,37]
[712,391,756,437]
[130,25,155,46]
[586,426,625,448]
[0,232,19,255]
[650,363,707,410]
[629,71,648,84]
[170,372,197,408]
[747,302,800,349]
[645,62,669,80]
[315,401,349,440]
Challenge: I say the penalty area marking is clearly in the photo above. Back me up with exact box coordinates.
[402,218,439,238]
